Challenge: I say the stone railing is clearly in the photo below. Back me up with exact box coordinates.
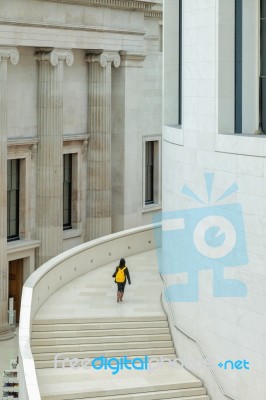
[18,224,161,400]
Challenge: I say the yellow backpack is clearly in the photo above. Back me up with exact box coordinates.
[116,267,126,283]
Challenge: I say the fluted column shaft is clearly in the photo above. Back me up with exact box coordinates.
[86,52,120,240]
[35,49,74,266]
[0,48,19,340]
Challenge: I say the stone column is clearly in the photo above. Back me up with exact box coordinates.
[0,48,19,340]
[35,49,74,266]
[85,52,120,240]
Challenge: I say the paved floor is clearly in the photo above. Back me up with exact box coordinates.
[35,249,164,321]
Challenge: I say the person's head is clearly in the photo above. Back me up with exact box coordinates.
[119,258,125,267]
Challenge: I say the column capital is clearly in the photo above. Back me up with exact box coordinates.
[0,47,19,65]
[85,51,120,68]
[35,49,74,67]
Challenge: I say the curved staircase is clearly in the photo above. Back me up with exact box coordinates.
[32,316,210,400]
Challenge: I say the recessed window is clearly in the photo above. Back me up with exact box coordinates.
[7,160,20,241]
[163,1,182,126]
[235,0,242,133]
[260,0,266,132]
[144,139,160,207]
[145,142,155,205]
[63,154,72,230]
[178,0,182,126]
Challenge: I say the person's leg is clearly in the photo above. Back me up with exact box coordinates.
[117,284,121,302]
[117,284,124,302]
[120,283,126,301]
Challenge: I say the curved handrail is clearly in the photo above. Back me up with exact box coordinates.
[159,273,239,400]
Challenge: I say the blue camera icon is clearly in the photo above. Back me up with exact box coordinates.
[155,175,249,302]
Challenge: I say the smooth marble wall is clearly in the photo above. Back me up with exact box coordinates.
[163,0,266,399]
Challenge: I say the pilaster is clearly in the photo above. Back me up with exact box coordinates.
[35,49,74,266]
[0,47,19,340]
[112,52,146,232]
[85,51,120,240]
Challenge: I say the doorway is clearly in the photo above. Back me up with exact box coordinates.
[8,259,23,323]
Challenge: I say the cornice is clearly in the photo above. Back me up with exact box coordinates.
[144,10,162,19]
[44,0,157,11]
[0,18,145,36]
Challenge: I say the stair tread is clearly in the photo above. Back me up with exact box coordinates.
[31,340,174,352]
[78,396,209,400]
[32,321,169,332]
[34,348,175,358]
[31,327,169,335]
[31,334,172,345]
[33,316,167,324]
[56,388,207,400]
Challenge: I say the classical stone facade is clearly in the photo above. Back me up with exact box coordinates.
[0,0,162,339]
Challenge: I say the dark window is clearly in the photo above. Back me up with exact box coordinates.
[260,0,266,132]
[145,142,154,205]
[7,160,20,241]
[178,0,183,126]
[235,0,242,133]
[63,154,72,229]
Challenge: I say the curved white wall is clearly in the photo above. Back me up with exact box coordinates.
[163,128,266,400]
[19,224,161,400]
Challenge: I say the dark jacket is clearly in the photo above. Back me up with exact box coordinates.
[112,266,131,284]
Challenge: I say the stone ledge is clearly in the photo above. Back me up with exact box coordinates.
[7,137,39,147]
[7,239,40,254]
[63,228,82,240]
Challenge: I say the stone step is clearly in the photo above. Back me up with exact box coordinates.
[77,390,208,400]
[35,353,177,369]
[31,340,174,354]
[33,347,176,361]
[42,390,209,400]
[34,316,167,324]
[31,333,172,346]
[39,378,203,400]
[166,397,210,400]
[31,327,170,339]
[32,320,169,332]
